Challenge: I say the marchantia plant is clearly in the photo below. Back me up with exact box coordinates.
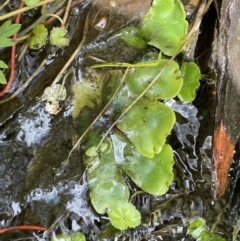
[80,0,201,231]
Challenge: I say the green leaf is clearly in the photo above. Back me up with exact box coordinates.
[0,60,8,69]
[0,21,21,48]
[121,143,174,195]
[71,232,86,241]
[187,218,226,241]
[29,24,48,49]
[188,218,206,239]
[51,233,71,241]
[50,27,69,46]
[51,232,86,241]
[111,133,173,195]
[0,71,7,84]
[87,144,130,214]
[117,98,175,158]
[119,26,147,49]
[23,0,40,6]
[108,202,141,230]
[178,62,201,102]
[140,0,188,56]
[126,59,183,101]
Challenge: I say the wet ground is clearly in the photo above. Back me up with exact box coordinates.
[1,0,240,240]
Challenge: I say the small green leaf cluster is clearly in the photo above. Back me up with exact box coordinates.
[0,21,21,84]
[29,25,69,49]
[51,232,86,241]
[108,202,141,230]
[0,60,8,85]
[50,27,69,46]
[84,0,201,232]
[187,218,226,241]
[0,2,69,85]
[29,24,48,49]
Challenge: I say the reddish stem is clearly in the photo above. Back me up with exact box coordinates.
[44,0,82,26]
[0,225,47,234]
[0,1,25,97]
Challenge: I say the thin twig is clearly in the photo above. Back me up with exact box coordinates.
[0,0,55,21]
[44,0,84,26]
[129,191,145,203]
[17,0,66,37]
[17,39,30,62]
[0,225,46,234]
[49,3,91,87]
[45,13,64,26]
[0,0,9,10]
[62,0,72,26]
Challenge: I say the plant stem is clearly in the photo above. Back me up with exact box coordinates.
[45,13,64,26]
[49,0,92,87]
[0,1,24,97]
[62,0,72,25]
[0,225,47,234]
[17,0,66,37]
[0,0,9,10]
[0,0,55,21]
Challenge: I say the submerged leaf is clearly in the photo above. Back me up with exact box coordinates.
[117,98,175,158]
[98,224,121,240]
[87,145,129,214]
[108,202,141,230]
[119,26,147,49]
[178,62,201,102]
[71,73,104,119]
[126,59,183,101]
[140,0,187,56]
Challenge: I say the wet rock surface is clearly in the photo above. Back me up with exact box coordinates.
[0,0,240,240]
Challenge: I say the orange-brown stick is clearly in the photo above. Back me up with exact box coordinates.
[212,121,235,199]
[0,225,46,234]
